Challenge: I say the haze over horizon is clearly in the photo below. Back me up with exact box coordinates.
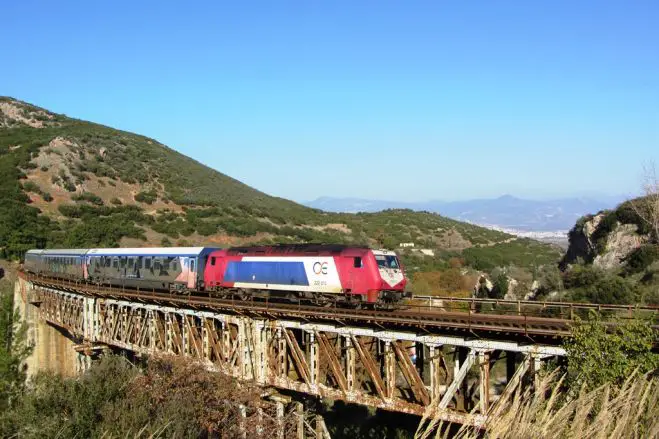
[3,1,658,203]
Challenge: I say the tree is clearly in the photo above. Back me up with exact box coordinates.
[491,273,509,299]
[0,282,33,411]
[564,311,659,392]
[631,162,659,243]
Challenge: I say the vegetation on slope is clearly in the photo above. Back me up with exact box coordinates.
[0,97,562,291]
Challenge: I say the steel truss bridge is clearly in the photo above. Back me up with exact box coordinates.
[18,272,659,436]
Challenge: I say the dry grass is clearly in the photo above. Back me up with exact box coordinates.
[416,370,659,439]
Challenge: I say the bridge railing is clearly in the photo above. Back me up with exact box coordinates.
[409,295,659,322]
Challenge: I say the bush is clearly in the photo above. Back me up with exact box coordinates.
[0,355,284,438]
[63,180,76,192]
[110,197,122,205]
[625,245,659,275]
[71,191,104,206]
[134,190,157,204]
[42,192,53,202]
[564,311,659,391]
[491,273,509,299]
[21,181,40,193]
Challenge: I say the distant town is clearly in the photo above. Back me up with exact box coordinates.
[463,221,570,247]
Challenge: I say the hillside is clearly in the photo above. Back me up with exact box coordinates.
[555,197,659,304]
[0,97,561,284]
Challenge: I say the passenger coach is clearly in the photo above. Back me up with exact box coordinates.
[85,247,217,291]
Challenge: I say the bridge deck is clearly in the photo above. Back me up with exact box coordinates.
[21,272,659,343]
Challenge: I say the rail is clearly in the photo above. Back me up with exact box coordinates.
[19,272,659,341]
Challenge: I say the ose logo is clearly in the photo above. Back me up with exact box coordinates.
[313,262,328,275]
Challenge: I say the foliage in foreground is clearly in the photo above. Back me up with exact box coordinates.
[0,355,291,439]
[419,370,658,439]
[0,278,33,412]
[564,311,659,391]
[416,312,659,439]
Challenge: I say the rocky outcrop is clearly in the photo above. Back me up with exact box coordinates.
[593,223,648,269]
[560,213,603,268]
[561,209,650,271]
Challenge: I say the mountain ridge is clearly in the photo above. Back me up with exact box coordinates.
[304,194,627,232]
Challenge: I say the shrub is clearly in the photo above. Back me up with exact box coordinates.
[565,266,637,305]
[625,245,659,275]
[110,197,122,205]
[21,181,40,193]
[63,180,76,192]
[491,273,509,299]
[564,311,659,390]
[72,191,104,206]
[42,192,53,202]
[134,190,157,204]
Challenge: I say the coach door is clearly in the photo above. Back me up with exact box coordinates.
[187,258,197,289]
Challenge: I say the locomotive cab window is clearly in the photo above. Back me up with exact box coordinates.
[375,255,400,269]
[210,257,216,266]
[353,257,362,268]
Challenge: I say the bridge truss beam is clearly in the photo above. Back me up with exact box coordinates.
[32,285,565,428]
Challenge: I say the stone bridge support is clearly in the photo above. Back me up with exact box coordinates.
[14,277,80,377]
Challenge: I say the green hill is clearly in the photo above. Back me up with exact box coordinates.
[0,97,561,280]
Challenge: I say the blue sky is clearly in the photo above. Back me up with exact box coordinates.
[2,1,658,202]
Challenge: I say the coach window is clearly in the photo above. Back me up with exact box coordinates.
[145,258,151,270]
[354,257,362,268]
[190,260,195,272]
[105,257,111,267]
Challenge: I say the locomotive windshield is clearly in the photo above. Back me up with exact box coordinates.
[375,254,400,270]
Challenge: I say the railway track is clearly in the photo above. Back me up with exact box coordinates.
[21,272,659,343]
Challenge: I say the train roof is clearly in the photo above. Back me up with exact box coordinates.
[227,243,371,255]
[85,247,214,257]
[26,249,90,256]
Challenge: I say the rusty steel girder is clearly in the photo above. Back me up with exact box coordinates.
[28,285,566,429]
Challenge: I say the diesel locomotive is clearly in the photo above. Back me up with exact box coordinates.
[24,244,410,306]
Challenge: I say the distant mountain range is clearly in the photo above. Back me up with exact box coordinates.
[304,194,628,232]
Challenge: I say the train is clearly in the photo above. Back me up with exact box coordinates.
[23,244,410,307]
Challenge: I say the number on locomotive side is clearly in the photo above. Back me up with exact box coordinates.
[313,280,327,286]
